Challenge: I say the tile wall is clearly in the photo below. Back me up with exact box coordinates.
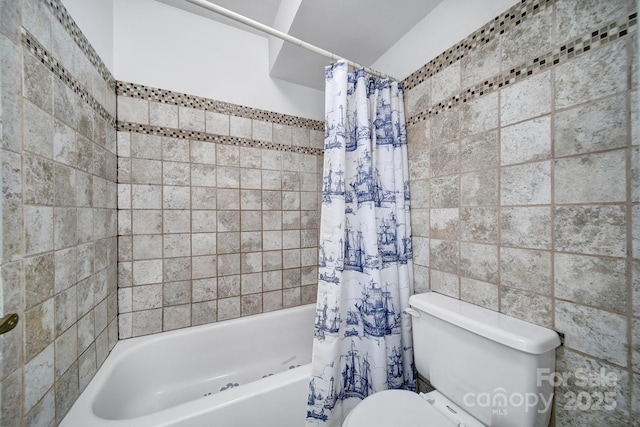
[115,83,323,338]
[403,0,638,425]
[0,0,118,424]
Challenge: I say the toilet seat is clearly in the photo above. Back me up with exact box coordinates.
[342,390,457,427]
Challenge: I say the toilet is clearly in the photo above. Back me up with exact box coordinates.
[343,292,561,427]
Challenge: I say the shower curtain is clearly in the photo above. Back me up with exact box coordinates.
[306,61,415,427]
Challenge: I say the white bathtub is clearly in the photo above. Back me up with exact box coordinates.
[61,304,315,427]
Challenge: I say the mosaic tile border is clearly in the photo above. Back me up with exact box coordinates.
[402,0,555,91]
[406,12,638,127]
[117,82,325,132]
[47,0,116,90]
[21,28,117,127]
[117,121,324,156]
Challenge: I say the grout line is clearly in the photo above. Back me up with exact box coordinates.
[624,34,635,379]
[549,32,557,334]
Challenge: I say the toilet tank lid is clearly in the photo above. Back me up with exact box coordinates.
[409,293,561,354]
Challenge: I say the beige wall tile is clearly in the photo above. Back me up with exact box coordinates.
[178,106,205,132]
[460,277,498,311]
[431,61,460,106]
[460,130,498,173]
[430,269,459,298]
[500,161,550,205]
[555,0,634,46]
[556,300,628,366]
[501,116,551,166]
[460,92,498,137]
[150,102,178,128]
[554,95,627,157]
[554,205,626,257]
[500,71,551,127]
[405,78,430,117]
[554,150,627,204]
[555,253,626,312]
[555,39,627,109]
[500,247,551,295]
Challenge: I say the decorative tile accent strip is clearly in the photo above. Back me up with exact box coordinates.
[117,121,324,156]
[406,12,638,127]
[21,28,117,127]
[117,82,325,132]
[402,0,555,91]
[46,0,116,89]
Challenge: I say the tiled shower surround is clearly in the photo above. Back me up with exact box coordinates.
[2,0,639,425]
[1,0,118,424]
[115,84,323,338]
[403,0,638,425]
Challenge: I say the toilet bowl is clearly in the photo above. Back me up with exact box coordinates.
[343,390,484,427]
[341,292,561,427]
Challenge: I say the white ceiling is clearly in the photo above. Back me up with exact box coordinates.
[157,0,282,36]
[157,0,445,90]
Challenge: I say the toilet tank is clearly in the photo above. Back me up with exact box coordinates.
[409,293,561,427]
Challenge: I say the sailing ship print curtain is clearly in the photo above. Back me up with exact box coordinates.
[306,61,415,427]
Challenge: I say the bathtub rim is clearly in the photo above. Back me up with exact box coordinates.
[116,302,315,357]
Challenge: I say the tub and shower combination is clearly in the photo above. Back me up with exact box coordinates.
[61,304,315,427]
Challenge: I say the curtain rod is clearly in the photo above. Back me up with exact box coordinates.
[183,0,397,81]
